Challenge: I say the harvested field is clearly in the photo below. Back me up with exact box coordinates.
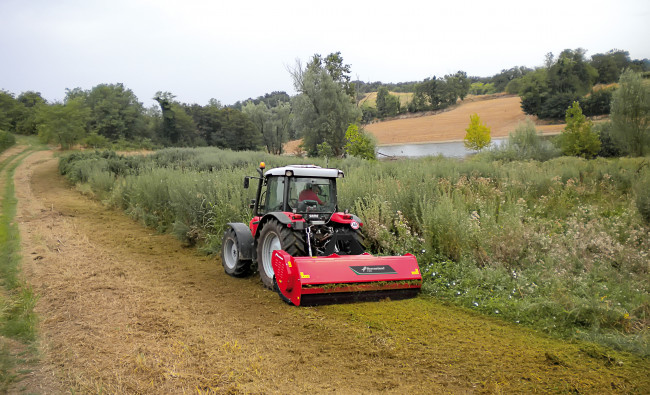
[365,95,565,145]
[283,94,566,153]
[4,149,649,393]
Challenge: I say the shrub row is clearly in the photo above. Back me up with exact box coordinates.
[0,130,16,154]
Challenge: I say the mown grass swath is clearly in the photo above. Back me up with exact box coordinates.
[0,148,39,391]
[59,148,650,357]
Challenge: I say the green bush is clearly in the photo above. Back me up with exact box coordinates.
[595,121,623,157]
[0,130,16,153]
[582,88,614,116]
[481,120,561,162]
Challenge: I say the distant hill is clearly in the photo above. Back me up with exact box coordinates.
[364,94,566,146]
[284,94,568,154]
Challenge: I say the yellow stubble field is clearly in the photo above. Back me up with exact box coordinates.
[365,94,565,145]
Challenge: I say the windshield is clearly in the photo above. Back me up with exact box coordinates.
[288,177,336,213]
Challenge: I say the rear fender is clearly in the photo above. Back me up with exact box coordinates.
[330,212,363,228]
[255,213,304,237]
[227,222,255,261]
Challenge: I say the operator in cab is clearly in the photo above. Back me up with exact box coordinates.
[299,183,324,205]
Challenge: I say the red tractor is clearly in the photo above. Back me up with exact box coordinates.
[221,163,421,305]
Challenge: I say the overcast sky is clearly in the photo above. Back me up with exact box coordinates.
[1,0,649,107]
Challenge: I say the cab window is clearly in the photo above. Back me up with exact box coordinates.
[263,177,285,213]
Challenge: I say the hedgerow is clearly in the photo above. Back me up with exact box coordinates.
[0,130,16,154]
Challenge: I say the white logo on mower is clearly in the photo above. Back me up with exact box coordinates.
[361,266,385,273]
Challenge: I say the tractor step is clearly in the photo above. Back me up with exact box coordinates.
[272,250,422,306]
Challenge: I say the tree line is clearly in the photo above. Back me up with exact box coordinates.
[1,48,648,157]
[360,48,648,122]
[0,52,373,158]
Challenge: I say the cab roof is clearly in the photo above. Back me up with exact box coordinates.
[264,165,344,178]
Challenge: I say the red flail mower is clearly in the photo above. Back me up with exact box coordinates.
[221,163,422,306]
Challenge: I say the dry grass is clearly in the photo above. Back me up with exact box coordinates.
[358,91,413,108]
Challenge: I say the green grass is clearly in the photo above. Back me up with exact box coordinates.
[0,146,41,390]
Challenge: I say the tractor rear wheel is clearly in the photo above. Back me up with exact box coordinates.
[221,228,252,277]
[256,219,306,289]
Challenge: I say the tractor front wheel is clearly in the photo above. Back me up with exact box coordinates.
[256,219,306,289]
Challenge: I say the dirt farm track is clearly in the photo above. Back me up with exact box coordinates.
[2,147,649,393]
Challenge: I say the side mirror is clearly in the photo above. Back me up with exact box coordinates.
[244,177,250,189]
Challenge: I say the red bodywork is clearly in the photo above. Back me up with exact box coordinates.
[272,250,422,306]
[249,212,360,236]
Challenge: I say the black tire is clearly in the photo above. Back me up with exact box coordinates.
[256,219,306,289]
[221,228,252,277]
[273,276,293,305]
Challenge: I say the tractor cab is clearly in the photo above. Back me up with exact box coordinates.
[247,164,344,219]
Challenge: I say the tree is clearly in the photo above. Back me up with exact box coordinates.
[411,72,470,112]
[85,83,147,141]
[289,53,361,157]
[376,86,400,118]
[242,101,290,154]
[344,124,376,160]
[153,92,200,146]
[153,91,177,144]
[376,86,388,117]
[0,90,19,132]
[464,114,491,151]
[557,101,600,158]
[269,103,291,154]
[519,49,598,119]
[216,108,261,151]
[547,49,597,96]
[15,91,47,134]
[493,66,532,92]
[591,50,631,84]
[610,69,650,156]
[36,98,90,149]
[444,71,471,102]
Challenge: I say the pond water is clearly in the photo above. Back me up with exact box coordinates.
[377,138,507,159]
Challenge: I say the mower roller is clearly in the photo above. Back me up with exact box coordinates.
[221,163,422,305]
